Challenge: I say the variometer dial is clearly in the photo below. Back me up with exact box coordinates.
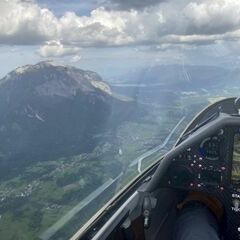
[199,136,220,161]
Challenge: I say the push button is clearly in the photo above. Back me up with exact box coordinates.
[232,199,240,212]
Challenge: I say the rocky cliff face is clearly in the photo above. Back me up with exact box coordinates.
[0,61,134,173]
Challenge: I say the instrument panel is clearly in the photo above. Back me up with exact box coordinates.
[146,98,240,239]
[161,125,240,239]
[165,128,227,192]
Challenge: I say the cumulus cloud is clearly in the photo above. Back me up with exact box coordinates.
[58,10,131,46]
[37,40,80,57]
[0,0,59,44]
[1,0,240,56]
[183,1,240,35]
[70,55,82,63]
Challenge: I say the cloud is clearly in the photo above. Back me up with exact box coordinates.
[1,0,240,55]
[0,0,59,44]
[70,55,82,63]
[109,0,167,10]
[183,1,240,35]
[58,9,136,47]
[10,47,20,52]
[37,40,80,57]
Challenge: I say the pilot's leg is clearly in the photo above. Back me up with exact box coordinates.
[173,192,223,240]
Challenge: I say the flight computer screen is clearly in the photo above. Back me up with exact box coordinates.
[232,133,240,183]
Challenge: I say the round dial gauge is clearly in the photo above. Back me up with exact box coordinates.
[199,136,220,161]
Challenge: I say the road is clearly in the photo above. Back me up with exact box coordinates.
[130,116,186,173]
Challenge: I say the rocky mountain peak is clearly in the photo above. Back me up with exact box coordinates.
[0,61,112,98]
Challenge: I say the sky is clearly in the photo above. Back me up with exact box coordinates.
[0,0,240,79]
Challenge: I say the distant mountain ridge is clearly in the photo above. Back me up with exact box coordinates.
[0,61,135,176]
[116,64,239,91]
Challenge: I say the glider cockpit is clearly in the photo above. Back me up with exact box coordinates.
[74,97,240,240]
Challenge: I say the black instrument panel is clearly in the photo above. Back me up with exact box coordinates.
[164,128,228,193]
[161,126,240,239]
[145,98,240,239]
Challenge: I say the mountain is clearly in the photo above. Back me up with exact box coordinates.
[115,64,239,91]
[0,61,135,175]
[109,64,240,105]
